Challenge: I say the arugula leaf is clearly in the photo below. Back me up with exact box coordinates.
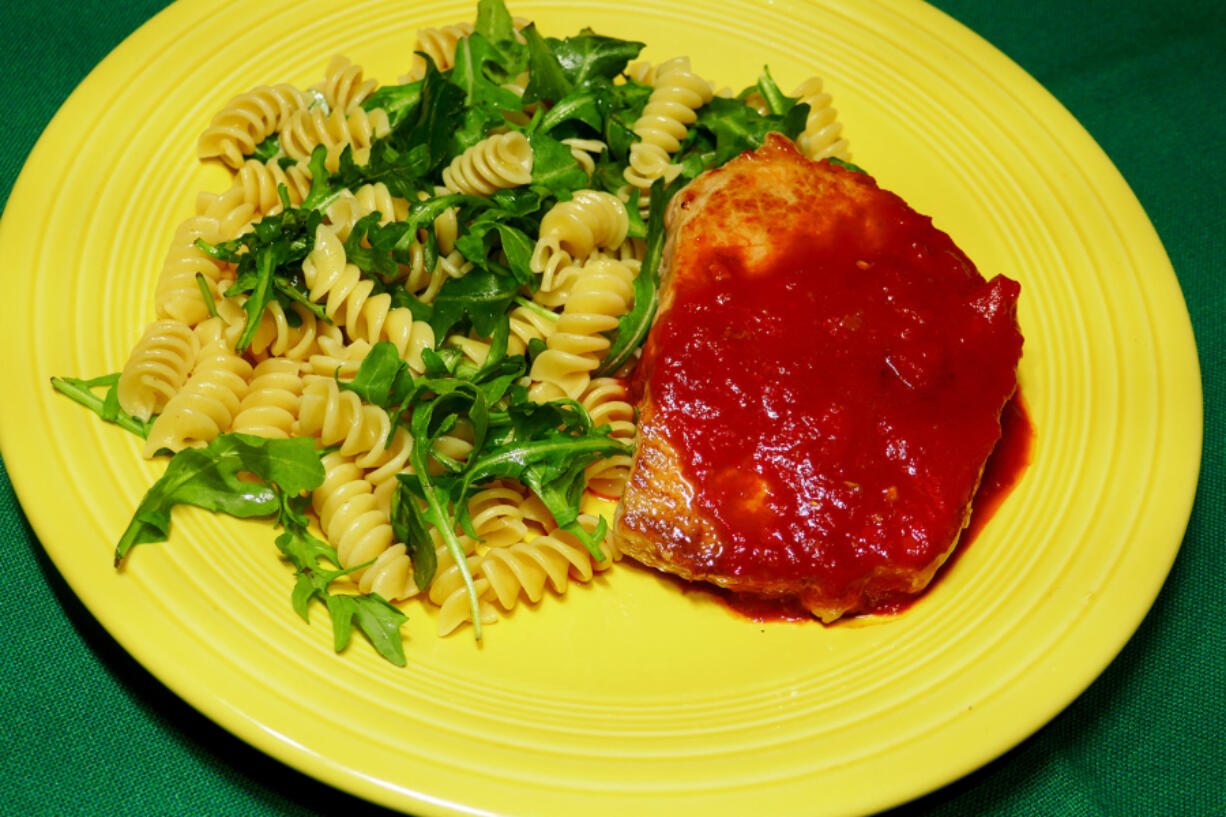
[399,59,468,178]
[551,32,644,88]
[336,340,416,408]
[363,80,423,131]
[456,396,627,557]
[754,65,799,117]
[597,179,670,375]
[451,32,526,112]
[276,469,411,667]
[536,83,610,135]
[528,132,588,199]
[114,434,325,564]
[521,24,571,103]
[428,266,520,339]
[828,156,867,174]
[389,479,438,593]
[51,374,151,438]
[474,0,528,79]
[398,378,490,639]
[326,592,409,666]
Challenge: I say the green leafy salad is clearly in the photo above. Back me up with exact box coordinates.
[53,0,826,666]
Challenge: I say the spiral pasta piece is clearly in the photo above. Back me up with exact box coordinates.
[301,223,436,371]
[313,451,395,575]
[440,131,533,196]
[464,481,531,548]
[358,543,420,600]
[197,84,309,169]
[153,216,230,327]
[308,335,372,380]
[529,257,636,401]
[447,303,556,367]
[476,514,616,610]
[431,553,497,636]
[312,55,378,115]
[213,297,337,362]
[578,377,636,498]
[623,57,713,190]
[197,156,315,230]
[278,105,390,172]
[142,336,253,457]
[406,22,475,81]
[561,137,607,179]
[325,182,409,241]
[298,375,414,486]
[230,357,305,439]
[530,189,629,288]
[793,76,851,161]
[117,319,200,422]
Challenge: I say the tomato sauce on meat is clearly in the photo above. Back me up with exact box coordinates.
[615,134,1024,620]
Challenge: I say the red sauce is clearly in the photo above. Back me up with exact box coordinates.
[642,177,1024,615]
[672,393,1033,623]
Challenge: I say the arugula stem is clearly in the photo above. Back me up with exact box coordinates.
[50,376,149,438]
[423,479,484,641]
[513,296,559,321]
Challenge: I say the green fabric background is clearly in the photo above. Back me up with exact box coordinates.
[1,0,1221,814]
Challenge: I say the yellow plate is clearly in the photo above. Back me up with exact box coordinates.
[0,0,1201,814]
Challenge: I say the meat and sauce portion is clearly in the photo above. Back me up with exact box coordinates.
[614,133,1024,622]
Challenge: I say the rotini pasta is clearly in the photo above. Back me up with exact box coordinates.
[197,83,308,169]
[793,76,851,161]
[405,22,475,81]
[301,223,436,371]
[312,55,379,115]
[529,257,636,401]
[116,319,200,422]
[230,357,305,439]
[298,375,414,485]
[142,332,253,457]
[530,189,629,288]
[477,514,617,611]
[623,57,714,192]
[278,105,391,172]
[153,216,231,327]
[312,450,396,576]
[440,131,533,196]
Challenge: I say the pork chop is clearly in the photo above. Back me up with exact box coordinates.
[613,133,1023,621]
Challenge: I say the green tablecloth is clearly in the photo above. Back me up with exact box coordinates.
[2,1,1221,814]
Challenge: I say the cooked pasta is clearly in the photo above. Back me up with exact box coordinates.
[439,130,534,196]
[530,189,629,289]
[312,55,379,115]
[142,330,253,457]
[577,377,637,497]
[301,223,436,370]
[153,216,231,327]
[278,105,391,172]
[477,514,617,611]
[230,357,305,439]
[406,22,475,81]
[117,319,199,422]
[793,76,851,161]
[623,57,714,193]
[298,375,414,484]
[197,83,308,169]
[325,182,409,241]
[529,257,636,401]
[313,450,396,576]
[197,156,315,226]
